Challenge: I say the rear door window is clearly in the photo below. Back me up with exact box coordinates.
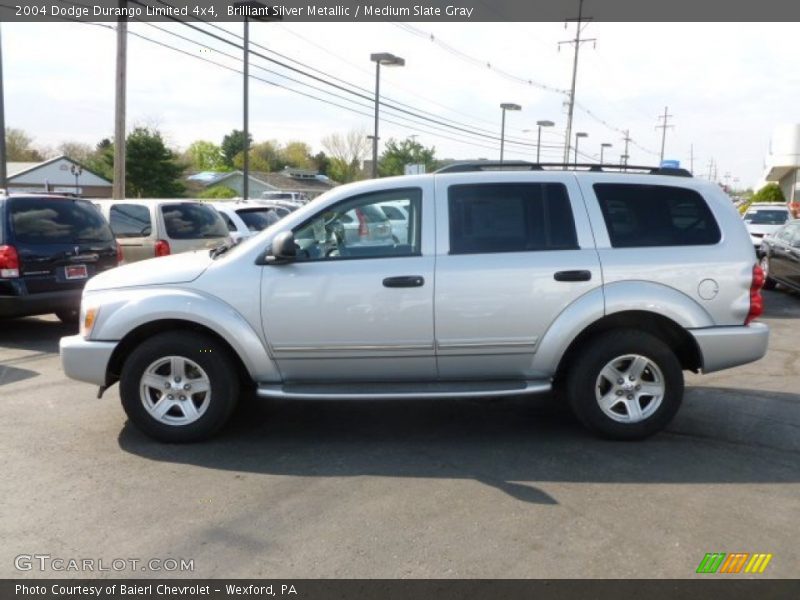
[448,183,578,254]
[160,203,229,239]
[110,203,152,238]
[593,184,721,248]
[9,197,114,244]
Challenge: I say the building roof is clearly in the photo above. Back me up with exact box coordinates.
[186,168,336,194]
[6,155,112,185]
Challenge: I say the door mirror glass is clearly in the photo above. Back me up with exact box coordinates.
[266,231,297,264]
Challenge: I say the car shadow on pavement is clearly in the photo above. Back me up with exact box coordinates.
[0,364,38,386]
[0,316,76,354]
[118,385,800,505]
[762,288,800,319]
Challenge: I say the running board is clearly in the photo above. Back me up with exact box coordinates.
[256,380,551,400]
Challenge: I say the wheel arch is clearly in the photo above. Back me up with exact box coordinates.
[555,310,704,381]
[106,319,251,387]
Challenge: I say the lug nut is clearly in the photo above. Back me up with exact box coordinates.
[183,384,191,391]
[616,390,624,396]
[617,378,624,384]
[167,395,174,400]
[627,394,634,400]
[164,382,171,389]
[179,395,186,401]
[175,376,182,383]
[635,385,641,391]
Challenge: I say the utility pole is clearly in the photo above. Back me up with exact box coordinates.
[243,14,250,199]
[706,158,714,181]
[689,144,694,174]
[559,0,595,164]
[621,130,631,166]
[656,106,673,163]
[0,24,7,191]
[112,3,127,200]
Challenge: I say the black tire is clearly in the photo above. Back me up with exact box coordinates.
[564,329,684,440]
[55,308,80,325]
[119,331,240,443]
[760,254,777,290]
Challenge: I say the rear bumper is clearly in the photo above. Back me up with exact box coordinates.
[0,289,82,318]
[59,334,117,386]
[689,323,769,374]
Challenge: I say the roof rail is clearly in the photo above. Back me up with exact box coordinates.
[435,161,693,177]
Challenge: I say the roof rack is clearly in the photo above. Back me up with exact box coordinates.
[435,161,693,178]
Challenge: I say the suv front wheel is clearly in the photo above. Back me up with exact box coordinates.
[565,330,684,440]
[119,331,240,442]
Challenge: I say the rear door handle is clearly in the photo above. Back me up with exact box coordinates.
[554,270,592,282]
[383,276,425,288]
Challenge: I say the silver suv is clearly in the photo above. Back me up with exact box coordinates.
[60,163,769,442]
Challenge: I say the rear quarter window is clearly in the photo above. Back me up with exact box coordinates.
[593,184,721,248]
[109,203,152,238]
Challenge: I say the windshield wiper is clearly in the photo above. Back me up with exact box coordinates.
[209,241,234,259]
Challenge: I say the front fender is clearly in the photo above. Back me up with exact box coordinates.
[88,287,280,382]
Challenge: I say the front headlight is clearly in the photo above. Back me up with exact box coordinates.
[80,305,100,339]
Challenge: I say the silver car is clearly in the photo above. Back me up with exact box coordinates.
[61,163,769,443]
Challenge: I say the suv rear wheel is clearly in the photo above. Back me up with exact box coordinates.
[119,331,240,442]
[565,330,683,440]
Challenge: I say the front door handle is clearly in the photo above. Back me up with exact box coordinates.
[383,276,425,288]
[554,270,592,282]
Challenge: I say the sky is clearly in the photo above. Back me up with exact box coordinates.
[2,20,797,187]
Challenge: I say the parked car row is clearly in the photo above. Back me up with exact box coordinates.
[0,194,300,322]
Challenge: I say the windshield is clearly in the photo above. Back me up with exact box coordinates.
[9,197,114,244]
[161,203,229,239]
[745,209,789,225]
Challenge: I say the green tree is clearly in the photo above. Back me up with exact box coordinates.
[5,127,44,161]
[377,138,438,177]
[125,127,186,198]
[199,185,238,199]
[752,183,785,203]
[312,151,330,176]
[84,138,114,181]
[280,141,313,169]
[185,140,226,171]
[233,140,284,172]
[221,129,252,168]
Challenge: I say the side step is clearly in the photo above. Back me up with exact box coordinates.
[256,380,551,400]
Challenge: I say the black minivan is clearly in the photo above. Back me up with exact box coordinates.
[0,195,121,322]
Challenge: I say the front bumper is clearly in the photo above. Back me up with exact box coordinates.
[59,334,117,386]
[689,323,769,374]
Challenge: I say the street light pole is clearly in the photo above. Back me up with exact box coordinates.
[499,103,521,163]
[370,52,405,178]
[536,120,554,163]
[234,2,281,198]
[600,142,612,164]
[574,132,588,165]
[70,164,83,196]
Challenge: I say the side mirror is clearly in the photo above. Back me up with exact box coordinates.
[265,231,297,264]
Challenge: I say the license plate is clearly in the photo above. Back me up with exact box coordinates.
[65,265,88,280]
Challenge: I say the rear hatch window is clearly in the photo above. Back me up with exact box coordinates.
[235,208,281,232]
[10,197,113,245]
[161,203,229,239]
[744,210,789,225]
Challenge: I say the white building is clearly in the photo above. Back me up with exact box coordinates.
[5,155,112,198]
[763,124,800,202]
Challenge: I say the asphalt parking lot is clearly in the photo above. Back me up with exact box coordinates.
[1,290,799,579]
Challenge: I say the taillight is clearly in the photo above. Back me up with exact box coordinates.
[355,208,369,238]
[115,242,124,265]
[154,239,171,257]
[0,245,20,278]
[746,264,764,325]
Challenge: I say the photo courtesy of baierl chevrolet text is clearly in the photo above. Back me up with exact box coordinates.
[1,0,799,598]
